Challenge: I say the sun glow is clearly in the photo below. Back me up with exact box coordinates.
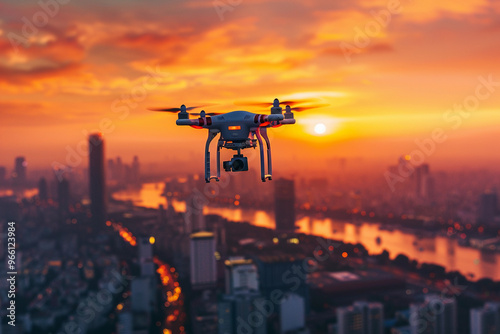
[314,123,326,135]
[300,115,342,138]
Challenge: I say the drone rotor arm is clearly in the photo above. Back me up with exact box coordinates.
[176,118,204,126]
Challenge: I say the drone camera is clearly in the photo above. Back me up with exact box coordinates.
[223,154,248,172]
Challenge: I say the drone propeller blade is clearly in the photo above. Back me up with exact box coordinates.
[279,99,316,106]
[190,112,224,116]
[149,104,216,113]
[234,99,316,108]
[289,103,330,112]
[234,101,274,107]
[148,107,182,112]
[185,105,210,111]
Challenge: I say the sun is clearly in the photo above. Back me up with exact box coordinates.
[314,123,326,135]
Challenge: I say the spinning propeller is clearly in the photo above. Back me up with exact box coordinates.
[148,104,210,112]
[148,104,221,117]
[234,99,329,112]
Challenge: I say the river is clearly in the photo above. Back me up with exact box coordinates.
[112,183,500,281]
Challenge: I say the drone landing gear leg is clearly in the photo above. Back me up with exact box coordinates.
[260,127,272,180]
[255,128,272,182]
[205,131,220,183]
[216,137,223,181]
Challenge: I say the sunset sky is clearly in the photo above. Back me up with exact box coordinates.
[1,0,499,173]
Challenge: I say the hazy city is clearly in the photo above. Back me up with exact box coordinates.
[1,0,500,334]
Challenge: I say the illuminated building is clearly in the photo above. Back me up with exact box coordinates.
[224,257,259,295]
[337,301,383,334]
[138,236,155,277]
[190,231,216,288]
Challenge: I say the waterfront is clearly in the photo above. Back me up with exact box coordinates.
[113,183,500,281]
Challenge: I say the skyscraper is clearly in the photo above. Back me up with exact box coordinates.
[337,301,384,334]
[410,295,457,334]
[57,178,70,220]
[217,292,267,334]
[0,166,6,185]
[131,155,140,184]
[138,236,155,277]
[337,304,363,334]
[470,302,500,334]
[37,177,49,202]
[478,190,498,224]
[89,133,106,226]
[13,156,27,186]
[185,194,206,233]
[415,164,435,200]
[274,178,296,232]
[190,231,216,288]
[280,293,306,334]
[224,257,259,295]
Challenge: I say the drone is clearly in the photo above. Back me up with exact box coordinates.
[149,99,324,183]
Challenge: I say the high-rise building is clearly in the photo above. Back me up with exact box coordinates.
[470,302,500,334]
[131,277,154,313]
[185,195,205,233]
[0,166,6,185]
[190,231,216,288]
[89,133,106,226]
[274,178,296,232]
[117,311,133,334]
[280,293,305,334]
[415,164,435,200]
[355,302,384,334]
[131,155,140,184]
[337,301,384,334]
[478,190,498,224]
[218,292,267,334]
[138,236,155,277]
[38,177,48,201]
[410,295,457,334]
[254,255,309,311]
[337,305,363,334]
[13,156,27,186]
[224,257,259,295]
[57,178,70,219]
[116,156,124,181]
[107,159,116,180]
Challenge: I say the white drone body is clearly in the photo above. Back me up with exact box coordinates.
[164,99,296,182]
